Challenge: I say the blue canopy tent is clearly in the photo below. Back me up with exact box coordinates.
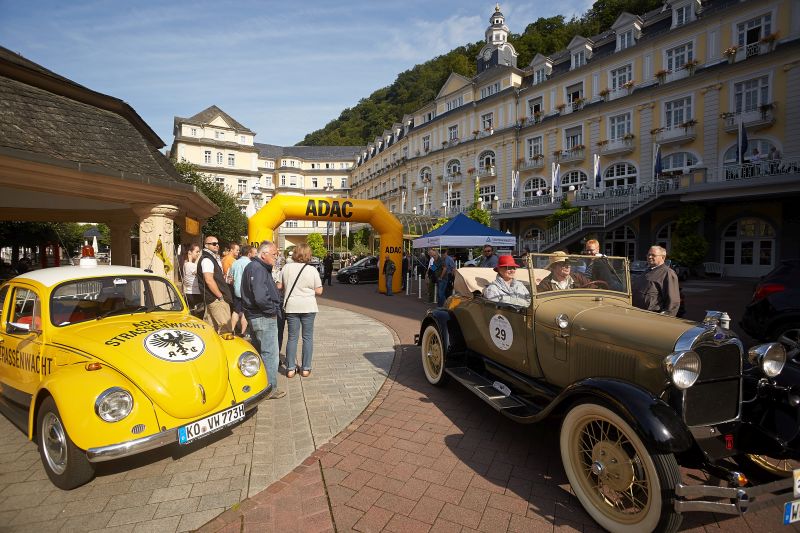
[412,213,516,249]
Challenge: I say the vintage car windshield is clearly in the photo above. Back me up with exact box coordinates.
[527,253,629,295]
[49,276,184,326]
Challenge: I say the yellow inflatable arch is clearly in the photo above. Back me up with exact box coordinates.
[248,195,403,294]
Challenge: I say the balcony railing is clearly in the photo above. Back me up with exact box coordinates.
[477,166,496,178]
[655,124,697,145]
[663,69,689,84]
[521,158,545,171]
[557,147,585,163]
[599,138,635,156]
[723,156,799,181]
[722,107,776,132]
[444,174,463,184]
[735,41,772,62]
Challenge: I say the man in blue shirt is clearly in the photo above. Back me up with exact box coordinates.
[230,244,257,337]
[437,249,457,306]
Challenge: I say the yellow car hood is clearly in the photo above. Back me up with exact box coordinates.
[51,314,230,419]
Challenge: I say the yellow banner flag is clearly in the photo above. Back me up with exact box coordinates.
[154,238,173,274]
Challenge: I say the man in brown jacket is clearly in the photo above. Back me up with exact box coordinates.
[632,245,680,316]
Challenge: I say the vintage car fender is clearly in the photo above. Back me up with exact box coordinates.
[418,308,465,356]
[30,364,161,451]
[554,377,694,454]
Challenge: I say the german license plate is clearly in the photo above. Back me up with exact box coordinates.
[178,404,245,444]
[794,469,800,498]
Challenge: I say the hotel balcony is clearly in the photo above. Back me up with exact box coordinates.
[598,138,635,156]
[521,157,545,171]
[443,173,463,184]
[477,166,496,178]
[723,107,776,133]
[734,41,774,62]
[655,123,697,146]
[557,147,586,164]
[662,68,690,84]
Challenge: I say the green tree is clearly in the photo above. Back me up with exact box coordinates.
[466,182,491,227]
[545,200,580,228]
[430,217,449,230]
[172,161,247,244]
[306,233,327,258]
[669,205,708,267]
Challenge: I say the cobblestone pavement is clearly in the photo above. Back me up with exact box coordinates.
[199,278,798,533]
[0,305,393,533]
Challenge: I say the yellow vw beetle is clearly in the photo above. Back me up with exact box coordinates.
[0,262,269,489]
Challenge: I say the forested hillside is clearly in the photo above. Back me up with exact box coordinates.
[298,0,661,147]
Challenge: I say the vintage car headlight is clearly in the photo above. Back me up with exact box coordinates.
[555,314,569,329]
[663,351,701,389]
[748,342,786,378]
[238,351,261,377]
[95,387,133,422]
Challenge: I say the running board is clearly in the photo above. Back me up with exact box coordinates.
[445,367,544,421]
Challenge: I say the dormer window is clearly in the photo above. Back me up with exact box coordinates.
[671,0,700,28]
[618,30,634,50]
[534,68,547,85]
[572,50,586,69]
[446,95,464,112]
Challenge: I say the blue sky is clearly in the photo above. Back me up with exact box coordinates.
[0,0,594,148]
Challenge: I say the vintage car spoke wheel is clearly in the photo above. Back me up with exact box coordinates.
[37,397,95,490]
[348,274,360,285]
[421,324,447,386]
[744,454,800,478]
[561,403,682,533]
[775,325,800,361]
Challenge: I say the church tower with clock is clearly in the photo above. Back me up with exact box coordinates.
[476,4,519,73]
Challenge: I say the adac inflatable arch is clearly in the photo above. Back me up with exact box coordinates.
[248,195,403,294]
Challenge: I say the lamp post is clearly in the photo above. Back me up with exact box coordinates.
[441,201,447,217]
[493,194,499,212]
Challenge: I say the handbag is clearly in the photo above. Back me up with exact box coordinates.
[282,263,308,315]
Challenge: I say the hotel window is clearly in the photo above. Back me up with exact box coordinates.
[420,167,432,183]
[611,64,632,90]
[326,163,332,169]
[618,30,634,50]
[265,176,273,187]
[286,221,298,228]
[526,136,543,159]
[565,126,583,149]
[215,131,221,139]
[664,97,692,128]
[311,177,318,188]
[479,185,496,204]
[326,178,333,188]
[422,135,431,152]
[734,76,769,112]
[561,170,588,192]
[448,125,458,141]
[228,153,235,166]
[446,159,461,176]
[216,152,223,165]
[341,178,347,188]
[481,113,494,131]
[289,176,297,187]
[479,150,495,170]
[523,178,547,199]
[190,128,197,136]
[480,82,501,99]
[534,68,547,85]
[665,42,693,72]
[240,135,245,143]
[609,113,631,140]
[737,14,772,47]
[447,191,461,210]
[662,152,699,172]
[528,96,543,116]
[446,95,464,111]
[566,83,583,103]
[237,179,247,194]
[571,50,586,69]
[204,150,211,164]
[215,176,225,187]
[604,162,638,188]
[674,5,690,27]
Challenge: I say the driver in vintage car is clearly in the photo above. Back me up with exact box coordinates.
[537,251,592,292]
[482,255,530,306]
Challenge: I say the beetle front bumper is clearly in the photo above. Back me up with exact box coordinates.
[675,476,793,514]
[85,384,271,463]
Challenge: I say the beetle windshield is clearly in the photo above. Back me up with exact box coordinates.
[50,276,184,326]
[527,253,629,295]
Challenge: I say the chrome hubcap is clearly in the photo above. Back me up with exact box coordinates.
[42,412,68,475]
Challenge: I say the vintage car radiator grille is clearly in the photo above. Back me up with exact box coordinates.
[682,343,741,426]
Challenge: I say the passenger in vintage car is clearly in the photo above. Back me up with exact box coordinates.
[481,255,530,306]
[536,251,591,292]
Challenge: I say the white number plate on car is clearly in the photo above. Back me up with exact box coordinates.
[178,404,245,444]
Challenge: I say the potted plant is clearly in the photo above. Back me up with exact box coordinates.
[760,32,778,51]
[719,111,735,120]
[531,153,544,161]
[574,144,586,151]
[596,139,609,147]
[623,133,635,141]
[442,141,448,147]
[424,146,430,153]
[723,46,738,63]
[622,80,635,94]
[472,130,480,137]
[681,118,698,131]
[534,110,543,122]
[574,97,586,109]
[553,149,562,158]
[759,102,774,119]
[650,127,665,135]
[556,103,566,113]
[683,58,700,75]
[655,69,670,83]
[468,167,476,174]
[599,88,610,101]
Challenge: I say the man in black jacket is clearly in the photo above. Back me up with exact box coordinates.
[197,236,233,334]
[241,241,286,399]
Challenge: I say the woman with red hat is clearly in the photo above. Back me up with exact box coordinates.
[482,255,530,306]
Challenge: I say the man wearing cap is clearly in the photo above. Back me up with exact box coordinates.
[537,251,591,292]
[482,255,530,306]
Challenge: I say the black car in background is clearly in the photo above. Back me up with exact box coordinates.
[741,259,800,361]
[336,256,378,284]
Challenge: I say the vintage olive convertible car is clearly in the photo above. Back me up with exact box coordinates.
[417,253,798,532]
[0,264,270,489]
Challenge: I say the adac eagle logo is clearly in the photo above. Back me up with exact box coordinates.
[144,329,205,362]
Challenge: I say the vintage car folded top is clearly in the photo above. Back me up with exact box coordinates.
[0,261,270,489]
[417,253,798,533]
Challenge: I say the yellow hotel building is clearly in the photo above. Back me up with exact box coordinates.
[350,1,800,278]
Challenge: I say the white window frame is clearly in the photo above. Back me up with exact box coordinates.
[481,113,494,131]
[204,150,211,164]
[664,96,692,128]
[610,64,632,90]
[564,126,583,149]
[227,153,235,167]
[665,42,694,72]
[448,125,459,141]
[571,50,586,70]
[733,75,770,113]
[526,136,543,159]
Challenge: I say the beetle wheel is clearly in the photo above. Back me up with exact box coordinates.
[561,403,682,533]
[37,396,95,490]
[348,274,360,285]
[421,324,447,386]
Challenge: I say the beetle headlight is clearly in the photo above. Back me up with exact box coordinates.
[95,387,133,422]
[663,351,701,389]
[238,351,261,377]
[748,342,786,378]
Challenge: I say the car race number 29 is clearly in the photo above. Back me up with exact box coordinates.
[489,314,513,350]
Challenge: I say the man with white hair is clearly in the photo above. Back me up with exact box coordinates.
[632,245,680,316]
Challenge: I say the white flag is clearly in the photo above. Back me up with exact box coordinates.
[345,222,350,240]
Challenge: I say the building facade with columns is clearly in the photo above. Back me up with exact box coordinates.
[171,107,359,251]
[0,45,217,280]
[349,1,800,278]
